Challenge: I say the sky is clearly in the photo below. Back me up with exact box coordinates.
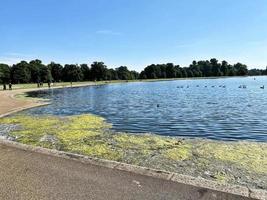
[1,0,267,71]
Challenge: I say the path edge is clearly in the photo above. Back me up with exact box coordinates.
[0,138,265,200]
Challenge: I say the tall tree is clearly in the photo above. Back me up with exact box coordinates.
[210,58,222,76]
[165,63,176,78]
[62,64,83,82]
[0,64,10,89]
[48,62,63,82]
[116,66,131,80]
[91,62,108,81]
[80,64,91,81]
[221,61,229,76]
[234,63,248,76]
[11,61,31,83]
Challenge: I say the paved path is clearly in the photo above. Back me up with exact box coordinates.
[0,90,37,117]
[0,144,252,200]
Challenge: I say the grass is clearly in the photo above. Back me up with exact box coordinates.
[9,76,236,90]
[11,81,96,90]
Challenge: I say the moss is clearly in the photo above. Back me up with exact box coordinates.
[57,130,100,143]
[0,115,59,132]
[68,143,122,160]
[163,144,192,161]
[62,114,112,131]
[114,133,178,150]
[0,115,60,145]
[0,114,117,159]
[214,171,227,183]
[196,141,267,174]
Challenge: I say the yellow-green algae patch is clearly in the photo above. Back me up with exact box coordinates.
[195,141,267,174]
[69,143,122,161]
[114,133,193,161]
[0,115,60,145]
[163,144,192,161]
[114,133,179,150]
[0,114,267,188]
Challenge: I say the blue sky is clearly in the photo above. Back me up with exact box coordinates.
[1,0,267,71]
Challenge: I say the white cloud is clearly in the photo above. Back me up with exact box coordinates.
[96,30,122,36]
[0,52,37,65]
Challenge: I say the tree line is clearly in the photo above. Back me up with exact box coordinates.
[0,58,266,85]
[139,59,266,79]
[248,68,267,76]
[0,60,139,84]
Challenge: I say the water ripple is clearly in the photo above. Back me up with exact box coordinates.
[24,76,267,142]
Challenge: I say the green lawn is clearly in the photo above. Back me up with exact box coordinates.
[9,76,235,90]
[11,81,95,90]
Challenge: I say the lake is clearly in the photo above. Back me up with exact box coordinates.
[25,76,267,142]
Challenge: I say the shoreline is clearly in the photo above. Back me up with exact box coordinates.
[0,82,99,117]
[5,74,264,91]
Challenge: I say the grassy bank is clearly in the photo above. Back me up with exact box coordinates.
[0,114,266,190]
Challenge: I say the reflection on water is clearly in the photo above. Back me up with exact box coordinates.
[25,76,267,141]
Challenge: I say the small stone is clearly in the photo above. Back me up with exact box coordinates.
[204,171,211,176]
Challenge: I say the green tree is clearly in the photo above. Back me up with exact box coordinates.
[0,64,10,89]
[166,63,176,78]
[11,61,31,83]
[139,71,147,79]
[62,64,83,82]
[48,62,63,82]
[210,58,222,76]
[80,64,91,81]
[28,60,40,83]
[116,66,131,80]
[175,67,182,77]
[221,61,229,76]
[39,65,52,82]
[234,63,248,76]
[91,62,108,81]
[29,59,51,83]
[130,70,139,79]
[186,69,194,77]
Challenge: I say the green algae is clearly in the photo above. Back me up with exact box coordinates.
[68,143,122,161]
[0,115,60,145]
[1,114,266,172]
[163,144,192,161]
[114,133,178,150]
[195,141,267,174]
[213,171,228,183]
[62,114,112,131]
[113,133,193,162]
[0,113,266,189]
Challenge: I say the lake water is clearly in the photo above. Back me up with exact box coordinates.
[25,76,267,142]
